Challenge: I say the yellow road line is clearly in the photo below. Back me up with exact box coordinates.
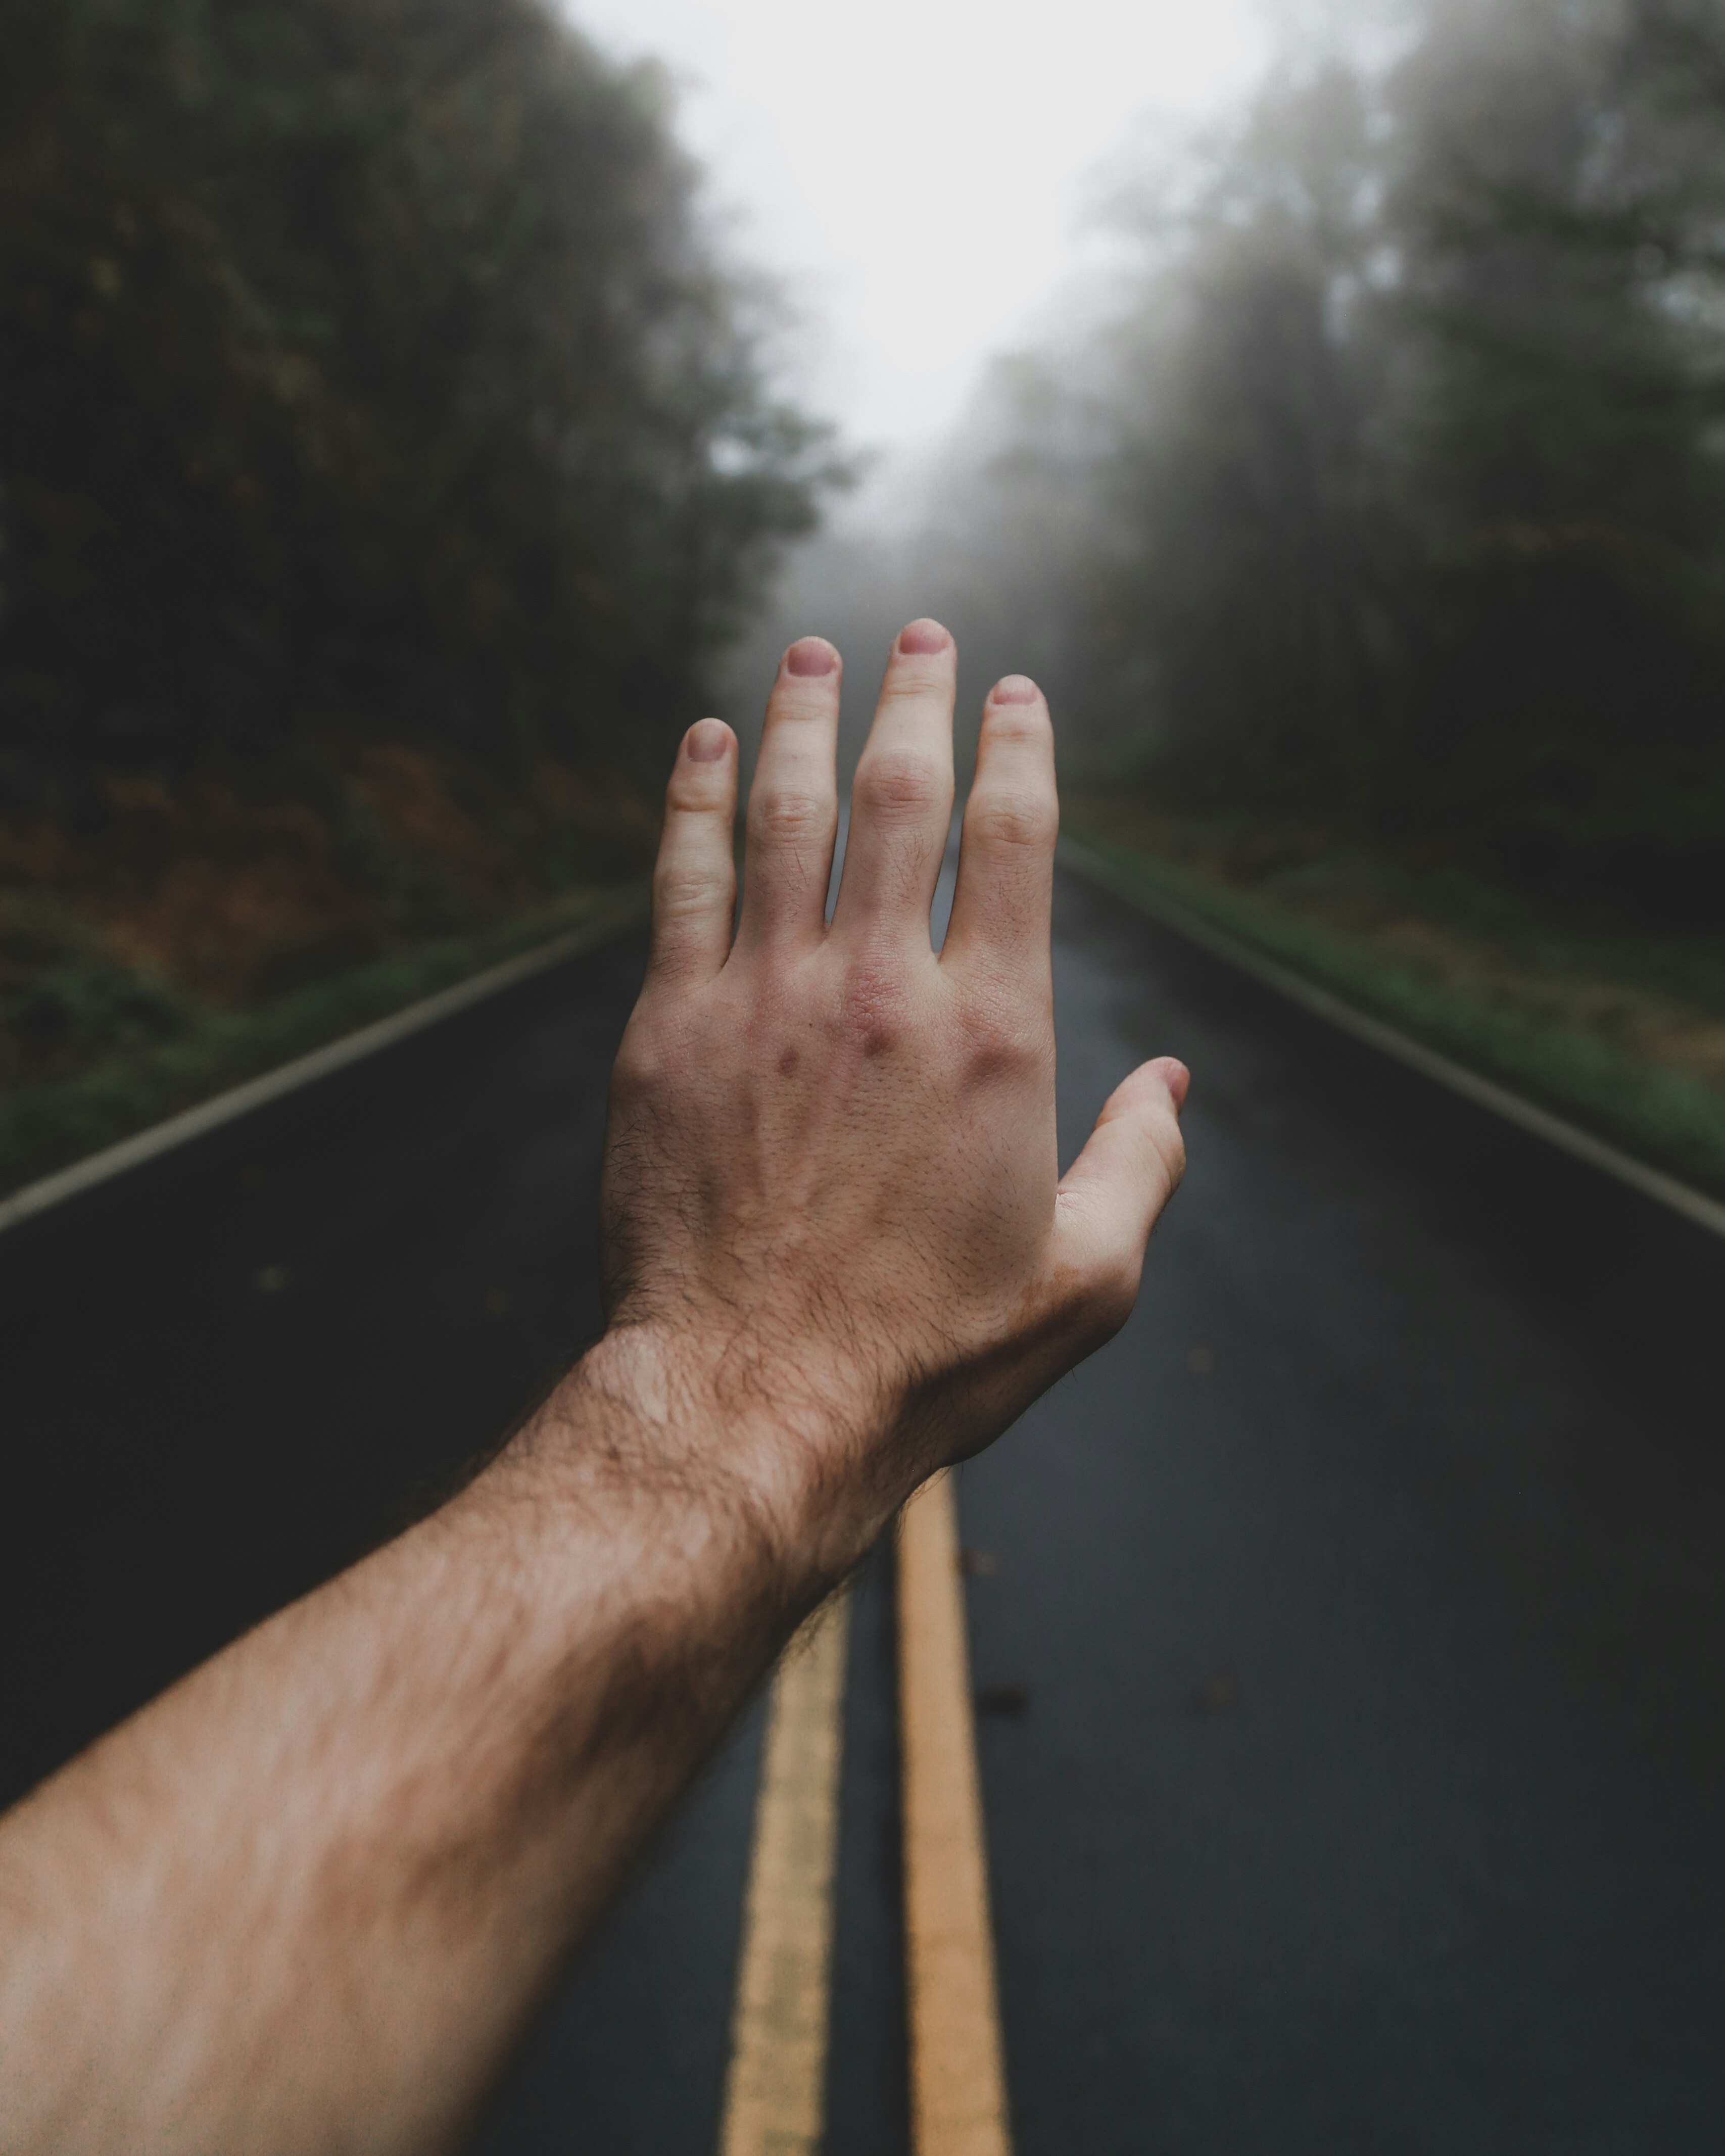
[898,1473,1014,2156]
[718,1588,852,2156]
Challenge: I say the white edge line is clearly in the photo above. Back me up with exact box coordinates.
[0,892,649,1238]
[1058,834,1725,1245]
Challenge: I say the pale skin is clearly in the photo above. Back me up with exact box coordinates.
[0,619,1186,2155]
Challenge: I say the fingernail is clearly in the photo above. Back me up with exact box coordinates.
[992,674,1039,704]
[785,637,837,678]
[1165,1060,1190,1111]
[897,618,950,656]
[685,718,730,763]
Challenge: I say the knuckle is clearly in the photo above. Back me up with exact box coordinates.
[969,786,1058,852]
[665,768,725,813]
[967,1028,1042,1088]
[1130,1099,1187,1199]
[957,983,1043,1082]
[1042,1240,1140,1352]
[767,682,837,723]
[1158,1123,1188,1193]
[854,751,944,822]
[837,952,911,1058]
[750,788,828,846]
[611,1017,663,1094]
[654,858,726,920]
[983,704,1053,751]
[1092,1249,1143,1332]
[1075,1242,1142,1341]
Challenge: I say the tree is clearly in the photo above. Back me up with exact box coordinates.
[928,0,1725,917]
[1083,66,1399,802]
[0,0,836,804]
[1385,0,1725,903]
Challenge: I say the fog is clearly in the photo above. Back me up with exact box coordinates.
[565,0,1270,450]
[726,0,1725,933]
[4,0,1723,1209]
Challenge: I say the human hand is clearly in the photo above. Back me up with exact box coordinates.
[0,628,1188,2156]
[598,619,1187,1557]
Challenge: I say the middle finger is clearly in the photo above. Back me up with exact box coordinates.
[830,618,956,946]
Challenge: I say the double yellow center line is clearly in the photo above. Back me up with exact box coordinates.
[718,1474,1012,2156]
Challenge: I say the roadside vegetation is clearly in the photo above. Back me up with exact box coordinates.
[9,0,1724,1205]
[0,0,837,1196]
[0,734,653,1194]
[916,0,1725,1193]
[1067,800,1725,1195]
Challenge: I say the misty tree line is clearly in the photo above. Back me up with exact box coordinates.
[939,0,1725,924]
[0,0,833,806]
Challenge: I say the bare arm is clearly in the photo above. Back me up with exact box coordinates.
[0,622,1186,2155]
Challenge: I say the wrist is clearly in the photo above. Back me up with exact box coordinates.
[517,1319,911,1611]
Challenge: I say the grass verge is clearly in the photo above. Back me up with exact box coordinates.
[1065,802,1725,1203]
[0,883,645,1206]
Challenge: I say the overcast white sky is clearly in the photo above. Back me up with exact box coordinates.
[564,0,1271,458]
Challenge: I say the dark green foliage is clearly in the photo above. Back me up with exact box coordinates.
[1092,68,1401,809]
[0,0,834,801]
[1384,0,1725,914]
[951,0,1725,925]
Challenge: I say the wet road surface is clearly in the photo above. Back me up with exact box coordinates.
[970,876,1725,2153]
[3,868,1723,2151]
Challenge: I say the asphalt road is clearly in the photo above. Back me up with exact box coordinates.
[4,867,1723,2151]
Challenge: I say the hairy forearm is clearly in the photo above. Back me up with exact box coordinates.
[0,1328,865,2156]
[0,618,1188,2152]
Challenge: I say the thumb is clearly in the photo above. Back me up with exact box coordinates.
[1054,1057,1188,1329]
